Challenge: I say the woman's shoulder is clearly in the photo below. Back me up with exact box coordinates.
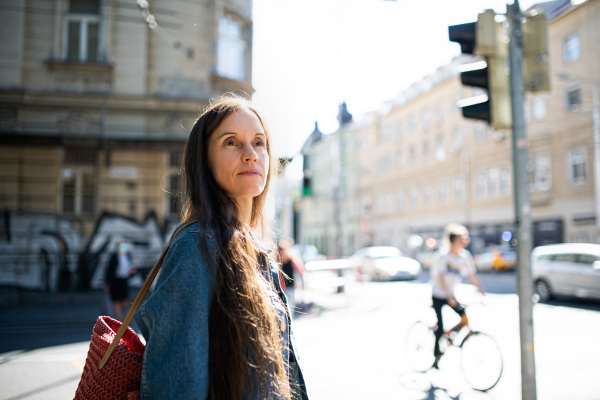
[164,221,218,259]
[171,221,216,243]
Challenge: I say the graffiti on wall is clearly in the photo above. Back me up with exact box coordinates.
[0,209,181,292]
[0,210,81,292]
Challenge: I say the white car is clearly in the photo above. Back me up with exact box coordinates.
[531,243,600,302]
[350,246,422,281]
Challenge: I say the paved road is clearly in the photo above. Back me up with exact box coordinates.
[1,272,599,399]
[292,278,600,400]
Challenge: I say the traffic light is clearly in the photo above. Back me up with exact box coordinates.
[449,9,511,130]
[522,13,550,92]
[302,176,311,196]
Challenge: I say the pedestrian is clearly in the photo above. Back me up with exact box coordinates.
[104,240,136,321]
[133,94,309,399]
[429,223,485,369]
[277,238,306,309]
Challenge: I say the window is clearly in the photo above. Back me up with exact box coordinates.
[376,193,394,215]
[167,151,183,216]
[421,108,431,130]
[568,146,587,185]
[396,150,404,166]
[577,254,599,265]
[474,122,491,141]
[531,97,547,121]
[379,122,393,143]
[361,196,372,216]
[566,86,582,111]
[376,155,392,172]
[435,103,444,125]
[410,187,419,209]
[62,169,96,214]
[397,190,406,211]
[563,33,581,63]
[217,15,248,80]
[438,180,448,205]
[422,184,432,207]
[395,121,404,141]
[167,174,181,215]
[435,134,446,161]
[408,113,417,131]
[451,129,463,152]
[64,0,101,62]
[475,171,486,199]
[532,153,552,191]
[409,144,416,162]
[554,253,577,263]
[422,141,430,159]
[488,168,499,198]
[453,176,465,203]
[499,167,511,195]
[61,147,97,215]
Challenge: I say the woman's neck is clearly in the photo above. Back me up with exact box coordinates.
[236,200,253,226]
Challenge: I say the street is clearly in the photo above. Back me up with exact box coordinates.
[1,271,599,399]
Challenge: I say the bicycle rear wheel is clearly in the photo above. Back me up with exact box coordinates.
[460,331,503,391]
[405,321,436,372]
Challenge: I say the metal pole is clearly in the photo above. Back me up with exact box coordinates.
[508,1,537,399]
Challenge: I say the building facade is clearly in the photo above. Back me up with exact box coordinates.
[300,0,600,258]
[0,0,254,291]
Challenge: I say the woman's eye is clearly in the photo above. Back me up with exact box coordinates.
[224,139,237,146]
[254,139,265,147]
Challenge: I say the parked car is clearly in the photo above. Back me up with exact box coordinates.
[292,244,326,262]
[474,245,516,272]
[349,246,422,281]
[531,243,600,302]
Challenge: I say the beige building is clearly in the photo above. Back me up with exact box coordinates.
[301,0,600,258]
[0,0,254,233]
[0,0,254,290]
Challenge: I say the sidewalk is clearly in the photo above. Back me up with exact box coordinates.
[0,287,110,355]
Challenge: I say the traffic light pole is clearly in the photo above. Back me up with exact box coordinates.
[507,2,537,399]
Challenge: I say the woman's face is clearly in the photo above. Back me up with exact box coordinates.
[208,108,269,210]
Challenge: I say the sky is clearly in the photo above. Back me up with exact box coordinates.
[251,0,540,168]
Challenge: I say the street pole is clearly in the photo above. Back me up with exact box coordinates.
[508,2,537,399]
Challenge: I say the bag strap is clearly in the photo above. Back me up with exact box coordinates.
[99,220,197,369]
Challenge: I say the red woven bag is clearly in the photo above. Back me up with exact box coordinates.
[74,317,144,400]
[74,221,195,400]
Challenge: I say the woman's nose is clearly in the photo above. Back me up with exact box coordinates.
[242,142,258,162]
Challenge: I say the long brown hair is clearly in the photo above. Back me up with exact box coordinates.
[181,94,291,399]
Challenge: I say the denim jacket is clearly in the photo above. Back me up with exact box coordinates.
[134,222,309,399]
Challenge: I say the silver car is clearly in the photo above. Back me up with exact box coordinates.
[531,243,600,302]
[349,246,422,281]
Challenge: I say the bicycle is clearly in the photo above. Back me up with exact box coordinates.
[405,304,504,391]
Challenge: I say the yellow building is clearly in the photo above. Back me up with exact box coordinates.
[0,0,254,291]
[301,0,600,259]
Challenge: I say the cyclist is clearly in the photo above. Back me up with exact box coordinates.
[430,223,485,369]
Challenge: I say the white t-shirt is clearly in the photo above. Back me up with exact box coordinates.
[115,253,132,279]
[430,247,476,299]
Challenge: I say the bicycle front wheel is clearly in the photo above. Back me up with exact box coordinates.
[405,321,436,372]
[460,331,503,391]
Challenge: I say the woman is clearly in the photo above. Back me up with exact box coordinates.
[134,95,308,399]
[104,240,136,320]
